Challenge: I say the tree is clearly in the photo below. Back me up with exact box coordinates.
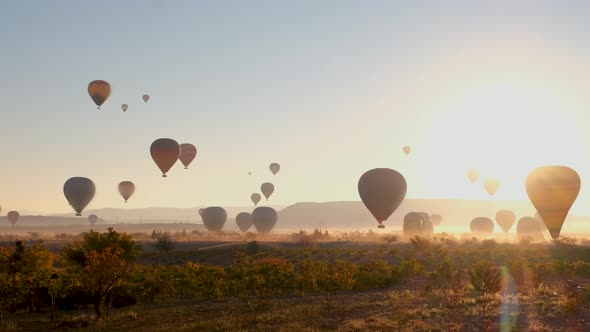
[154,232,176,253]
[62,228,139,318]
[469,261,501,329]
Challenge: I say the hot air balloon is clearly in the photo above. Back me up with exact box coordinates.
[358,168,407,228]
[248,171,252,176]
[121,104,128,112]
[236,212,253,233]
[7,211,19,226]
[150,138,180,177]
[88,80,111,109]
[495,210,516,233]
[118,181,135,203]
[198,208,204,217]
[402,146,411,155]
[64,177,96,216]
[251,193,262,206]
[143,94,150,103]
[403,212,423,236]
[261,183,274,200]
[470,217,494,237]
[525,166,580,239]
[201,207,227,232]
[179,144,197,169]
[88,214,98,227]
[430,214,442,227]
[516,216,545,243]
[467,169,480,183]
[483,178,500,196]
[269,163,280,175]
[252,207,277,234]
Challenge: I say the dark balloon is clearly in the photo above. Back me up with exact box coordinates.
[88,214,98,227]
[64,177,96,216]
[269,163,280,175]
[261,183,274,200]
[7,211,19,225]
[236,212,253,233]
[495,210,516,233]
[526,166,580,239]
[252,207,278,234]
[88,80,111,109]
[121,104,128,112]
[358,168,407,227]
[470,217,494,236]
[179,144,197,169]
[403,212,423,236]
[118,181,135,203]
[150,138,180,177]
[251,193,262,206]
[143,94,150,103]
[198,208,204,217]
[201,207,226,232]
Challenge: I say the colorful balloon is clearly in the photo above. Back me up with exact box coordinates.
[236,212,253,233]
[118,181,135,203]
[269,163,280,175]
[88,80,111,109]
[63,177,96,216]
[201,207,227,232]
[483,178,500,196]
[179,144,197,169]
[358,168,407,227]
[525,166,580,239]
[7,211,19,226]
[467,169,480,183]
[150,138,180,177]
[252,207,278,234]
[261,183,274,200]
[495,210,516,233]
[251,193,262,206]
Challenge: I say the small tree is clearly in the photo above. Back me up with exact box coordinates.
[154,232,176,253]
[469,261,501,329]
[62,227,139,318]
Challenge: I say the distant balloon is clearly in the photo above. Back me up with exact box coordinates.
[88,80,111,109]
[7,211,19,226]
[88,214,98,227]
[121,104,128,112]
[261,183,275,200]
[63,177,96,216]
[248,171,252,176]
[118,181,135,203]
[402,146,411,155]
[198,208,204,217]
[495,210,516,233]
[179,144,197,169]
[269,163,280,175]
[526,166,580,239]
[483,178,500,196]
[403,212,423,236]
[358,168,407,227]
[516,216,545,243]
[422,218,434,235]
[252,207,278,234]
[251,193,262,206]
[236,212,253,233]
[467,169,480,184]
[150,138,180,177]
[142,94,150,103]
[470,217,494,236]
[201,207,227,232]
[430,214,442,227]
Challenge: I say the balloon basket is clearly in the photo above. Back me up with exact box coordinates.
[76,213,82,216]
[378,225,385,229]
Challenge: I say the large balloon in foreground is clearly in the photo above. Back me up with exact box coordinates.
[7,211,19,225]
[517,216,545,243]
[251,193,262,206]
[269,163,280,175]
[121,104,128,112]
[402,146,411,155]
[430,214,442,227]
[261,183,275,200]
[118,181,135,203]
[88,214,98,227]
[467,169,480,184]
[64,177,96,216]
[358,168,407,227]
[88,80,111,109]
[483,178,500,196]
[525,166,580,239]
[470,217,494,236]
[235,212,253,233]
[150,138,180,177]
[252,207,278,234]
[142,94,150,103]
[201,207,227,232]
[179,144,197,169]
[495,210,516,233]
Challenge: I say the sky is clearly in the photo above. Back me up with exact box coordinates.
[2,1,590,214]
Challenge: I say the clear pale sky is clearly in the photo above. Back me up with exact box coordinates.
[2,1,590,214]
